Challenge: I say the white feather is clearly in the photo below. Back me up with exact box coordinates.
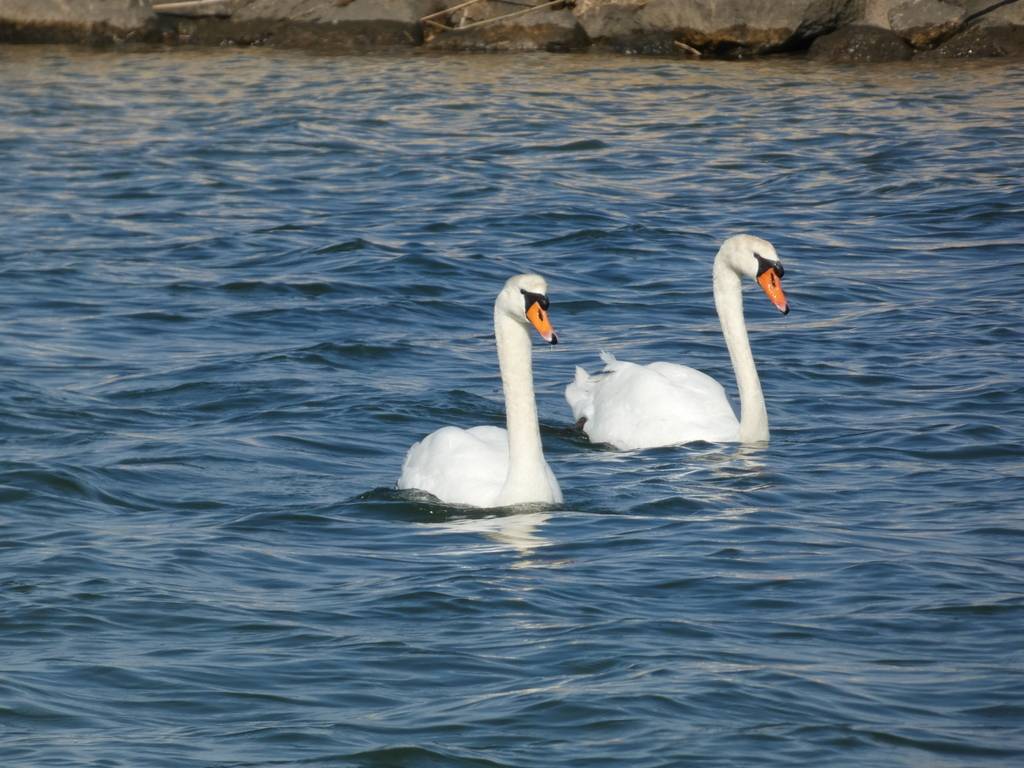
[566,235,788,450]
[566,352,738,450]
[397,274,562,508]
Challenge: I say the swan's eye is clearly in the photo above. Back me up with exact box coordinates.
[755,254,783,280]
[520,289,549,312]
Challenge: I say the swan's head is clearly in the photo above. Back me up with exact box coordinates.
[721,234,789,315]
[498,273,558,344]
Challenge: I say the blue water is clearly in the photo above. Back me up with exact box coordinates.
[2,46,1023,767]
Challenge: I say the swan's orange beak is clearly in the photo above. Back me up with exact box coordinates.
[527,302,558,344]
[757,269,789,315]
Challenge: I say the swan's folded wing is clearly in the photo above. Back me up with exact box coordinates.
[581,360,682,449]
[578,359,739,449]
[645,362,738,439]
[397,425,509,507]
[646,362,731,407]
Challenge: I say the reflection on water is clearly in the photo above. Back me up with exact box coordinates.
[573,439,775,512]
[420,510,553,557]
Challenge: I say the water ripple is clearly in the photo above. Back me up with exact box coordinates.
[0,48,1022,768]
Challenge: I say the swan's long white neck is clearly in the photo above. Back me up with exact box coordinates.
[713,252,769,443]
[493,309,549,504]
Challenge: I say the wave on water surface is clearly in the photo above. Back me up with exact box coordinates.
[1,48,1023,768]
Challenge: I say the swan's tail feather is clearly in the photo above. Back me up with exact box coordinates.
[599,350,619,370]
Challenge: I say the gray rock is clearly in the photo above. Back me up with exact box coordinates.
[854,0,1024,55]
[807,23,914,61]
[919,21,1024,56]
[2,0,1020,57]
[575,0,861,55]
[859,0,898,28]
[873,0,1024,55]
[233,0,445,25]
[157,0,449,49]
[0,0,153,27]
[572,0,645,39]
[0,0,157,42]
[964,0,1024,27]
[888,0,962,47]
[424,2,587,52]
[0,0,450,47]
[152,0,240,18]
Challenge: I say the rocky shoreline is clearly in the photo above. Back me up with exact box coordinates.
[1,1,1022,61]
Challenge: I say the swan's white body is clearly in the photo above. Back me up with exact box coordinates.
[566,235,788,450]
[566,352,741,449]
[398,425,560,508]
[398,275,562,508]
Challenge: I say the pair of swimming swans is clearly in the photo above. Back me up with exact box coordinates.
[397,234,790,509]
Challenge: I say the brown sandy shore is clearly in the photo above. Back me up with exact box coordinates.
[1,1,1022,62]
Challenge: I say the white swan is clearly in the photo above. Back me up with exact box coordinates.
[566,234,789,449]
[398,274,563,508]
